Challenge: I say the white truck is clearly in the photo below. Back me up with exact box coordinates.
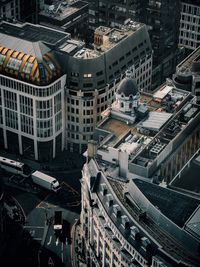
[31,171,60,192]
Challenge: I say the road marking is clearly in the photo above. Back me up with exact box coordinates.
[61,243,64,262]
[62,181,80,196]
[47,235,52,245]
[34,238,42,241]
[48,257,54,266]
[37,201,57,209]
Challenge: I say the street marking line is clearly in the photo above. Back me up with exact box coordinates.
[47,235,52,246]
[48,257,54,266]
[61,243,64,262]
[62,181,80,196]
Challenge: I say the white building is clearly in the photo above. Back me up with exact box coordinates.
[179,0,200,50]
[78,76,200,267]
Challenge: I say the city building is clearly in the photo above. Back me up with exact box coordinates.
[179,0,200,51]
[0,22,67,161]
[0,0,39,23]
[64,23,152,153]
[39,0,89,39]
[146,0,183,89]
[79,74,200,266]
[86,0,147,30]
[0,20,152,159]
[173,46,200,104]
[19,0,39,23]
[0,0,21,21]
[86,0,183,90]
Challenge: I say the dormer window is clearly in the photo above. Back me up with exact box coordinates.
[100,183,107,196]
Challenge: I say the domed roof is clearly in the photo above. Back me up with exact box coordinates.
[0,42,61,86]
[117,77,138,97]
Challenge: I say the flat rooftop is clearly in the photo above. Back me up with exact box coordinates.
[134,179,200,228]
[73,21,143,59]
[40,0,88,21]
[0,22,69,46]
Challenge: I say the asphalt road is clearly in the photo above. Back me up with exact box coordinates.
[0,162,82,267]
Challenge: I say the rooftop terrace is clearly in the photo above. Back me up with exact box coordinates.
[73,21,143,59]
[39,0,88,21]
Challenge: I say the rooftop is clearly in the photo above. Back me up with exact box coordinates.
[176,46,200,74]
[96,85,193,157]
[73,21,143,59]
[0,23,63,85]
[90,167,200,266]
[0,22,69,46]
[134,179,200,228]
[172,154,200,195]
[39,0,88,21]
[185,206,200,241]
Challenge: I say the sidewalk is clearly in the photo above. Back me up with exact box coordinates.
[71,220,87,267]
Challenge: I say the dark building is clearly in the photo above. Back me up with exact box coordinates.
[0,0,39,23]
[19,0,39,23]
[0,0,21,21]
[146,0,183,88]
[87,0,147,30]
[39,0,89,39]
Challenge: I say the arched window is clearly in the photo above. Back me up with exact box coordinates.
[120,102,124,108]
[129,103,132,109]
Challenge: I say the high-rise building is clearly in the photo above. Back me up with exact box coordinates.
[0,20,152,159]
[39,0,89,39]
[146,0,182,88]
[78,74,200,267]
[0,0,21,21]
[87,0,147,30]
[0,0,39,23]
[19,0,39,23]
[179,0,200,51]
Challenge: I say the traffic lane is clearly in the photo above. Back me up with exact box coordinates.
[43,222,69,267]
[43,209,79,267]
[24,205,47,230]
[41,184,81,211]
[23,225,44,242]
[4,185,48,216]
[39,247,65,267]
[51,170,82,194]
